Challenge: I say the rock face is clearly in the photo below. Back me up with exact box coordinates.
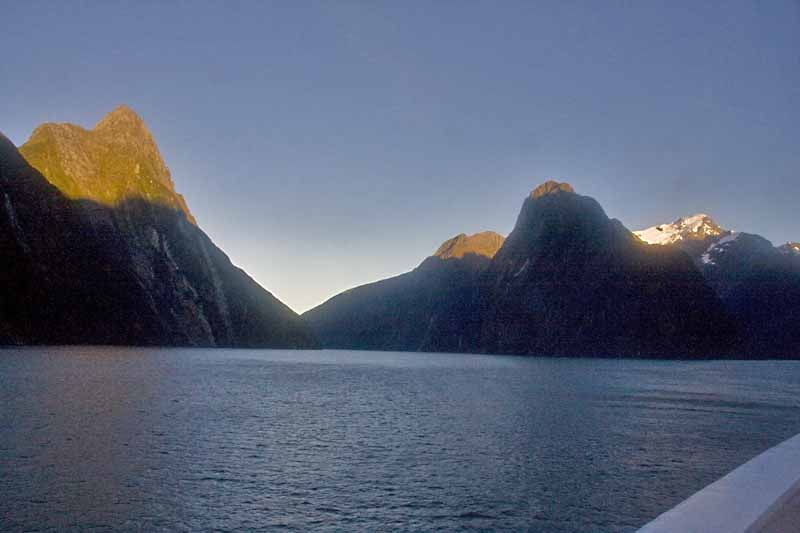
[303,232,504,352]
[636,217,800,358]
[530,180,575,199]
[433,231,505,260]
[304,182,735,358]
[20,105,194,223]
[0,108,317,348]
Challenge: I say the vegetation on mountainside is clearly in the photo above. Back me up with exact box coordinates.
[19,105,195,224]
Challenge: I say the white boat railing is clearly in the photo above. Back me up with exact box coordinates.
[638,432,800,533]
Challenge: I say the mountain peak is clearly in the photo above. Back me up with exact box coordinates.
[95,104,144,130]
[434,231,505,260]
[0,131,29,171]
[530,181,575,199]
[634,213,725,245]
[19,107,195,223]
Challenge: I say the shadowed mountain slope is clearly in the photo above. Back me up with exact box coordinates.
[0,108,316,348]
[305,181,736,358]
[476,182,733,357]
[704,234,800,357]
[637,216,800,358]
[303,232,504,352]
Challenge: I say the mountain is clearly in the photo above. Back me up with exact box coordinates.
[475,182,732,357]
[434,231,505,260]
[779,242,800,256]
[303,231,504,352]
[20,105,195,223]
[634,213,724,245]
[634,213,729,258]
[304,181,735,358]
[0,107,317,348]
[635,216,800,358]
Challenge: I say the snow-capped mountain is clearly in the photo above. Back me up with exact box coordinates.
[305,183,735,358]
[634,214,725,245]
[635,213,800,358]
[779,242,800,256]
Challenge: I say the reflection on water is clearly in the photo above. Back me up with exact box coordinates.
[1,347,799,531]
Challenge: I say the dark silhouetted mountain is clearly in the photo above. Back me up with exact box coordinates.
[702,234,800,357]
[305,181,735,358]
[637,217,800,358]
[476,182,733,357]
[303,232,504,352]
[0,108,316,348]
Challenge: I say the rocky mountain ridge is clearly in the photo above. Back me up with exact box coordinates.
[3,105,796,357]
[305,181,736,358]
[19,105,195,223]
[0,107,317,348]
[303,231,497,352]
[634,213,725,246]
[433,231,505,260]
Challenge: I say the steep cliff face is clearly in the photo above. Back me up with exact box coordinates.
[0,107,316,348]
[0,132,159,344]
[303,232,504,352]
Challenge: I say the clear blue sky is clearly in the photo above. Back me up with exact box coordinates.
[2,1,798,312]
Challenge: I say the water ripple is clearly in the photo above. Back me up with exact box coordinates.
[1,347,800,531]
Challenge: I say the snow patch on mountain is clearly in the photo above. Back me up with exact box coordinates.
[634,214,724,245]
[701,232,740,264]
[779,242,800,256]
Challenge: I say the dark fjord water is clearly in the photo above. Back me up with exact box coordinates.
[2,348,800,532]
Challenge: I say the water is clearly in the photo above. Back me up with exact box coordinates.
[1,348,800,532]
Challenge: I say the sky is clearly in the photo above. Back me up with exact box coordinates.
[2,1,798,313]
